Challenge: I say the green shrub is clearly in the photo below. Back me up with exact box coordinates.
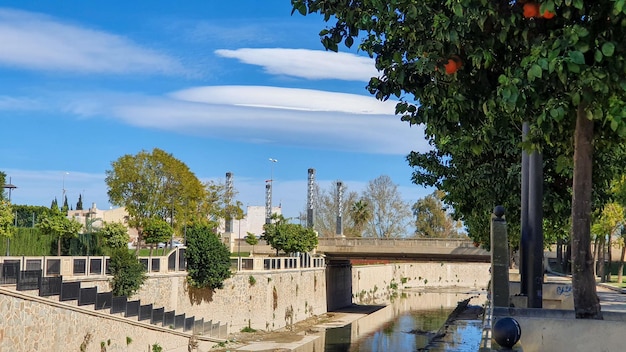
[109,249,146,297]
[186,223,232,290]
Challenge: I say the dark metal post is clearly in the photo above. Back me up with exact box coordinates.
[520,122,529,295]
[491,206,510,307]
[527,150,544,308]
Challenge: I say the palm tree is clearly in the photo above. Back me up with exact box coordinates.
[350,199,371,237]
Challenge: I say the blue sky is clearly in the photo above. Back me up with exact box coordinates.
[0,1,432,219]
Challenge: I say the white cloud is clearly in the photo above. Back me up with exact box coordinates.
[0,8,186,75]
[0,95,41,110]
[59,86,427,155]
[170,86,396,114]
[215,48,378,81]
[5,84,425,156]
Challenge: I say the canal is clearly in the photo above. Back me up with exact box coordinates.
[323,288,486,351]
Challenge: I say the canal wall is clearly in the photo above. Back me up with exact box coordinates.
[0,287,219,352]
[352,262,490,304]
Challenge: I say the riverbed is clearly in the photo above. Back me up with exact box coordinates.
[226,287,487,352]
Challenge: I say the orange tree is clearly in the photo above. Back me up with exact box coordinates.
[292,0,626,319]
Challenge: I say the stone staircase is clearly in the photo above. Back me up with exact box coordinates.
[4,266,226,338]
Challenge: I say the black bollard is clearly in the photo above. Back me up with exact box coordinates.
[493,317,521,349]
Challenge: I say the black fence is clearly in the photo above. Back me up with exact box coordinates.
[39,276,62,297]
[110,296,127,314]
[17,269,42,291]
[0,261,19,285]
[163,311,175,328]
[152,307,164,325]
[139,304,153,321]
[95,292,113,310]
[78,287,97,306]
[60,282,81,301]
[2,265,225,338]
[126,300,140,318]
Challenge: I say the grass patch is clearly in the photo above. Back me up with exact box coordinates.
[231,251,250,257]
[240,326,257,333]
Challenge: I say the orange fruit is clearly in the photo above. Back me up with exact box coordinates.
[451,55,463,69]
[542,10,555,19]
[444,59,458,74]
[523,3,539,18]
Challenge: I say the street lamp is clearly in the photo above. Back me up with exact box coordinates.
[267,158,278,224]
[3,177,17,256]
[62,172,69,208]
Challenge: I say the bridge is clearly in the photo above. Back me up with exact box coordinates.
[316,237,490,263]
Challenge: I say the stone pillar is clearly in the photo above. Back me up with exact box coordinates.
[491,205,510,308]
[326,259,352,311]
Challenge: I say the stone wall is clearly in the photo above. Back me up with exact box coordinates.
[0,288,217,352]
[352,262,490,304]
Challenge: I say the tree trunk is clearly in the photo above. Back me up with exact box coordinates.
[618,245,625,284]
[606,234,613,282]
[571,102,602,319]
[593,237,599,278]
[599,236,606,283]
[57,237,61,256]
[557,238,564,273]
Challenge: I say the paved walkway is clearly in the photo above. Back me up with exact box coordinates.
[546,273,626,313]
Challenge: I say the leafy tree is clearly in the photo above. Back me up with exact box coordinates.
[0,171,6,201]
[362,175,411,238]
[245,231,259,255]
[12,205,52,227]
[143,217,173,255]
[185,223,232,290]
[349,199,372,237]
[105,148,205,251]
[312,181,360,237]
[62,195,69,213]
[50,198,58,212]
[76,194,83,211]
[37,210,83,255]
[108,248,146,297]
[591,202,623,282]
[293,0,626,319]
[0,200,15,240]
[413,191,465,238]
[98,221,129,249]
[262,214,318,254]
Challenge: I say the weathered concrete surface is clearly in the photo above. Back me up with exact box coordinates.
[352,262,490,304]
[493,306,626,352]
[0,287,219,352]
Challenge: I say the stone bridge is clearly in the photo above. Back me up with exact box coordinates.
[316,237,490,262]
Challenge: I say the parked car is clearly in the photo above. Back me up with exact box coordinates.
[157,240,184,248]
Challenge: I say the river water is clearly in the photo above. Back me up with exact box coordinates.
[323,288,486,352]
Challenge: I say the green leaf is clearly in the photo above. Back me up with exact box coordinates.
[602,42,615,57]
[616,0,626,14]
[611,119,619,131]
[569,51,585,64]
[528,64,542,80]
[345,36,354,48]
[594,50,603,62]
[453,4,463,17]
[573,0,584,10]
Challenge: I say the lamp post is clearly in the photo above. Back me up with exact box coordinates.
[3,177,17,256]
[61,172,69,211]
[266,158,278,224]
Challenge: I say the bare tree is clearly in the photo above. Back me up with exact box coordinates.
[312,181,360,237]
[362,175,411,238]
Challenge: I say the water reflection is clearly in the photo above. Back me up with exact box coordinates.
[325,289,485,352]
